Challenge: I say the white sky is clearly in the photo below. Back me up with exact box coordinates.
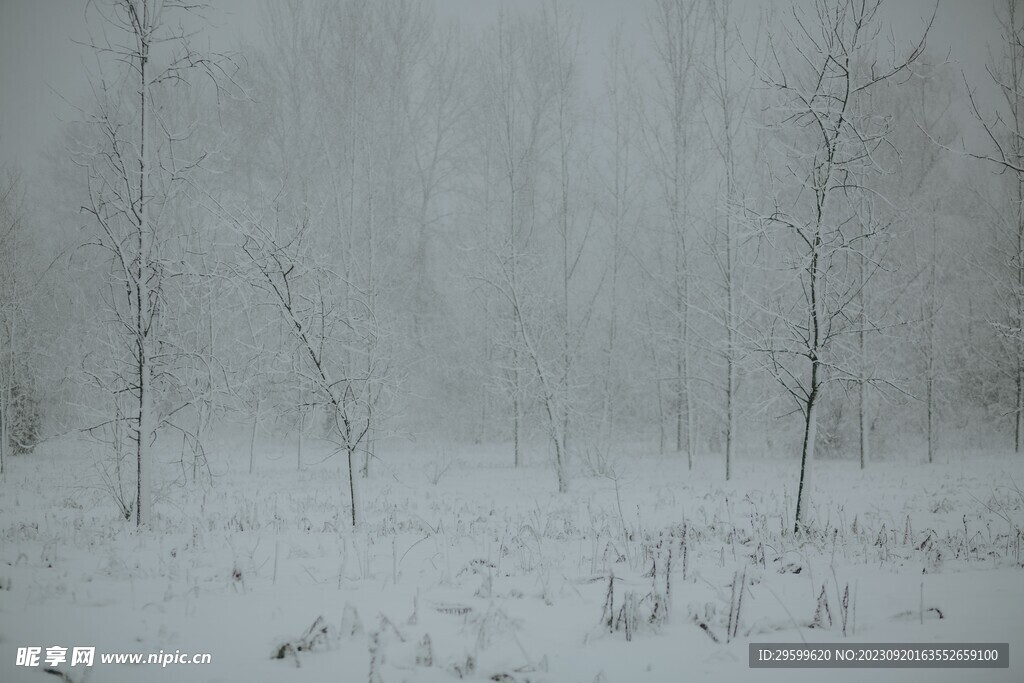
[0,0,1004,179]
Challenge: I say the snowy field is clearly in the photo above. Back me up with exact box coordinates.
[0,438,1022,683]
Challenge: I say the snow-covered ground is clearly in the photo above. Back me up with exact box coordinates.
[1,436,1022,682]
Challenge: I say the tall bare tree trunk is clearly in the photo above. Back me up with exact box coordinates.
[1017,171,1024,453]
[0,193,14,477]
[725,230,735,479]
[858,230,869,470]
[926,223,937,463]
[135,15,153,528]
[0,182,16,478]
[795,224,824,534]
[510,174,521,469]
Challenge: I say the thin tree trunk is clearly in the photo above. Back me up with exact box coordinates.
[713,0,740,483]
[725,208,736,480]
[926,356,934,464]
[513,384,520,467]
[1017,174,1024,453]
[683,302,695,470]
[858,369,868,469]
[926,221,937,463]
[794,363,819,534]
[558,47,573,484]
[657,381,666,455]
[135,18,153,528]
[858,244,868,470]
[1,229,13,476]
[297,382,303,472]
[555,441,568,493]
[249,408,258,475]
[2,195,14,474]
[362,183,376,479]
[1014,4,1024,454]
[348,446,360,529]
[510,161,521,469]
[642,296,665,455]
[795,220,824,534]
[601,224,621,459]
[671,130,693,472]
[0,355,7,476]
[725,323,735,480]
[1,317,10,478]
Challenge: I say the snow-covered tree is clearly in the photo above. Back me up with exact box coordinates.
[73,0,238,526]
[963,0,1024,453]
[753,0,932,531]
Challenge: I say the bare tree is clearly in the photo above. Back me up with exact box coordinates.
[73,0,238,526]
[0,171,27,475]
[246,0,332,470]
[641,0,708,470]
[699,0,758,479]
[873,60,958,464]
[962,0,1024,452]
[592,29,645,471]
[530,0,598,492]
[222,201,382,529]
[467,4,598,492]
[753,0,932,532]
[473,9,550,469]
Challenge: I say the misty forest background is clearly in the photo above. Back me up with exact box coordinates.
[0,0,1022,530]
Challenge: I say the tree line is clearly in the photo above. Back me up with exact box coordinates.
[0,0,1021,532]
